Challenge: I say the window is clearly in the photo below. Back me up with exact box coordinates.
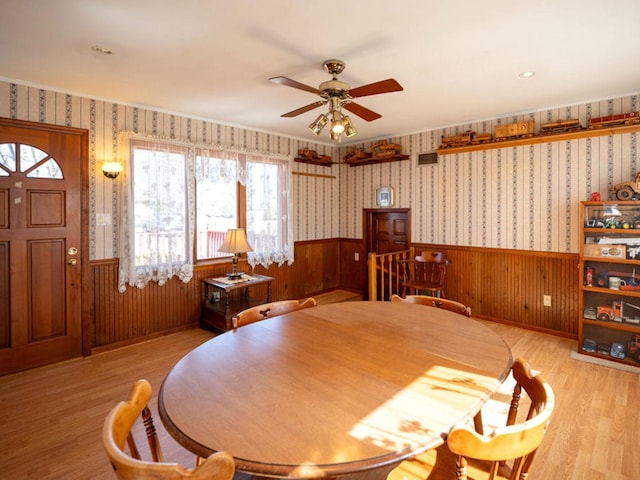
[195,154,238,260]
[117,133,293,292]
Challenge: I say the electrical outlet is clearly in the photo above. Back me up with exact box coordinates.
[354,252,360,261]
[543,295,552,307]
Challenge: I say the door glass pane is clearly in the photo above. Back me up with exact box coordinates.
[27,158,63,179]
[0,143,16,173]
[20,145,48,171]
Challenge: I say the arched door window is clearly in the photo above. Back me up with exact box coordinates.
[0,143,63,178]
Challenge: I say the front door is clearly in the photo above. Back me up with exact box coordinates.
[0,118,87,375]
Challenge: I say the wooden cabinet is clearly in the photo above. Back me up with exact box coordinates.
[200,274,272,332]
[579,201,640,366]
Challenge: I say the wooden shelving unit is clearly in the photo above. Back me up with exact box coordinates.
[578,200,640,368]
[436,124,640,155]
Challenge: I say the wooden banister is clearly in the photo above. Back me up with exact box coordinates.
[367,248,415,301]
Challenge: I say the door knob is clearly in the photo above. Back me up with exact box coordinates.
[68,259,77,266]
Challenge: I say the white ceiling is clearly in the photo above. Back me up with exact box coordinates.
[1,0,639,146]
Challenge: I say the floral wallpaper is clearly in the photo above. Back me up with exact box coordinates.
[0,79,638,258]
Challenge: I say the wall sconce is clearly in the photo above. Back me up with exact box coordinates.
[102,162,123,179]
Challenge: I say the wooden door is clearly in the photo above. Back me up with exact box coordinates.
[365,208,410,254]
[0,118,88,375]
[363,208,410,300]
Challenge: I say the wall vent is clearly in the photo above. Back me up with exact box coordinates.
[417,152,438,166]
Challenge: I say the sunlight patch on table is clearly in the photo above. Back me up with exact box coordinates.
[349,365,499,451]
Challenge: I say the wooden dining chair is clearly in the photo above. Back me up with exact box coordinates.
[232,297,317,328]
[387,358,555,480]
[103,379,236,480]
[390,294,471,317]
[398,251,448,298]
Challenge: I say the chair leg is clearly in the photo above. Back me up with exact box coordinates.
[455,455,468,480]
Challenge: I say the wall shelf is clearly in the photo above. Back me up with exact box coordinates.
[436,124,640,155]
[345,154,410,167]
[294,156,333,167]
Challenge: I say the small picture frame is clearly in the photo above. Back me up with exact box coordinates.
[375,187,394,207]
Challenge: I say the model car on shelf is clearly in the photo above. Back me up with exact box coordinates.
[596,300,640,324]
[582,338,597,352]
[612,171,640,200]
[610,342,626,359]
[627,334,640,362]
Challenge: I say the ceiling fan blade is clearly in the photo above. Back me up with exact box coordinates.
[343,102,382,121]
[269,76,320,95]
[281,101,325,118]
[348,79,403,98]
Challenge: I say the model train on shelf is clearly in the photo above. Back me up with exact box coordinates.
[588,111,640,129]
[494,120,535,141]
[438,111,639,149]
[539,118,582,135]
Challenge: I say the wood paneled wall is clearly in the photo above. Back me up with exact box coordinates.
[89,239,579,352]
[418,244,580,337]
[90,240,340,351]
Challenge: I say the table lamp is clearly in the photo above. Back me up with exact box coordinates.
[218,228,253,279]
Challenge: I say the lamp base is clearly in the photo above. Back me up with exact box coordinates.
[225,271,244,280]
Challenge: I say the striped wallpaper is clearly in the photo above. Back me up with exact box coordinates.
[0,79,638,259]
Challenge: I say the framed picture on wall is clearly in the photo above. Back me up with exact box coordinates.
[375,187,394,207]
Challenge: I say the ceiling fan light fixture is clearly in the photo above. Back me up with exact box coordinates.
[331,111,345,134]
[308,113,328,135]
[343,116,357,138]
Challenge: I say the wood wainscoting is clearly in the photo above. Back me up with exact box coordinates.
[416,244,580,338]
[89,239,579,353]
[89,239,342,351]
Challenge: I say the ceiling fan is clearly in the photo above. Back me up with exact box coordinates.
[269,59,403,140]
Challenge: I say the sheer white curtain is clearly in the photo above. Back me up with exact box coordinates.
[116,132,294,291]
[243,153,294,269]
[117,133,196,292]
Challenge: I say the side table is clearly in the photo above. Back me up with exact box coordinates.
[200,273,273,332]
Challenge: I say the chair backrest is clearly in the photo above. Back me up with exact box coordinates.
[416,250,447,264]
[446,358,555,480]
[232,297,317,328]
[103,379,236,480]
[390,294,471,317]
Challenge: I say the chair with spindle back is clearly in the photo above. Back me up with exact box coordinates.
[102,379,236,480]
[398,251,448,298]
[232,297,317,328]
[387,358,555,480]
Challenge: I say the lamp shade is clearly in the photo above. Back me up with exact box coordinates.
[218,228,253,254]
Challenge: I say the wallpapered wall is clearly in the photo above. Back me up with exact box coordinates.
[0,79,638,258]
[340,94,639,253]
[0,80,338,259]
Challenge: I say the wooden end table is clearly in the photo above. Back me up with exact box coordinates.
[200,273,272,332]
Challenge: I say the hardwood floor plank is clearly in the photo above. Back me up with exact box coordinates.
[0,319,637,479]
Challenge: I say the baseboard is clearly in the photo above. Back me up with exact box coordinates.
[570,350,640,373]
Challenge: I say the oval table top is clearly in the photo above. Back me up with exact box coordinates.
[159,301,512,479]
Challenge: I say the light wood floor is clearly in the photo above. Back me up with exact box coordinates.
[1,304,638,479]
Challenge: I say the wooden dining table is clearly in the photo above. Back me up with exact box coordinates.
[158,301,512,479]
